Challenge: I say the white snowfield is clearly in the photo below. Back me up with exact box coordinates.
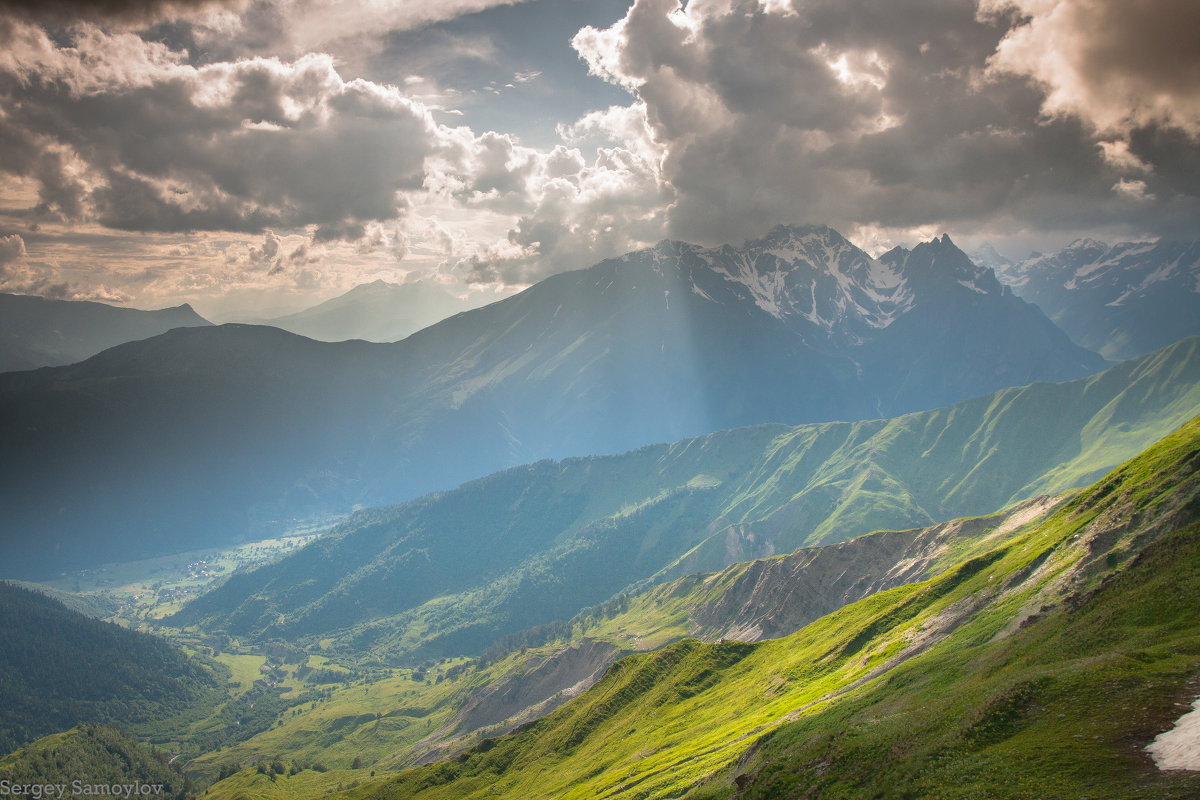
[1147,695,1200,771]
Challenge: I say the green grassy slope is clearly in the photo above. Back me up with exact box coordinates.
[175,338,1200,664]
[183,658,478,780]
[290,416,1200,800]
[0,726,193,799]
[725,425,1200,799]
[170,492,1057,779]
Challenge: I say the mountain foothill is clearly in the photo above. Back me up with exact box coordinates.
[2,224,1200,800]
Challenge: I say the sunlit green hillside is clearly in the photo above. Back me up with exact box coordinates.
[176,337,1200,665]
[249,415,1200,800]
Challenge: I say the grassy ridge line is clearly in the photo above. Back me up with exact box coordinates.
[714,336,1200,548]
[176,338,1200,664]
[725,416,1200,799]
[303,416,1200,800]
[182,495,1060,779]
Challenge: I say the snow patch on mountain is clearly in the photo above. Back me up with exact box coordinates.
[1107,254,1185,307]
[992,236,1200,359]
[686,226,917,331]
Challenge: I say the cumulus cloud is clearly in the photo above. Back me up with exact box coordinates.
[1097,139,1152,174]
[236,229,326,275]
[571,0,1200,247]
[0,233,26,268]
[351,221,409,261]
[0,231,133,302]
[982,0,1200,138]
[448,104,670,285]
[0,26,434,234]
[1112,178,1154,202]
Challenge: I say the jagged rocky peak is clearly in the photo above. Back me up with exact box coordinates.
[1062,237,1110,255]
[971,242,1013,270]
[882,232,1002,294]
[604,225,1040,337]
[675,225,913,331]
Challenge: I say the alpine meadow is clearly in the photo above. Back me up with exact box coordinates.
[2,1,1200,800]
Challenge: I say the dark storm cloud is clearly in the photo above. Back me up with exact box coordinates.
[0,28,435,234]
[0,0,238,26]
[575,0,1200,246]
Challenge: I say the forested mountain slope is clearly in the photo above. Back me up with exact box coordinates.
[0,583,222,755]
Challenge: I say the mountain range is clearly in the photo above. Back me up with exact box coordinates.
[170,335,1200,663]
[3,223,1200,799]
[251,280,481,343]
[0,293,211,373]
[983,237,1200,360]
[0,226,1105,577]
[195,415,1200,799]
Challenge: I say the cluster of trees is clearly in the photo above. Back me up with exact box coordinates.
[186,687,330,756]
[212,758,334,783]
[0,584,221,754]
[0,726,192,800]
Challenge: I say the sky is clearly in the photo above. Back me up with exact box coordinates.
[0,0,1197,319]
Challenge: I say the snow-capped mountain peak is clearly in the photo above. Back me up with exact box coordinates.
[677,225,918,334]
[991,236,1200,359]
[610,225,1024,343]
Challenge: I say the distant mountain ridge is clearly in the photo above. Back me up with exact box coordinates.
[334,415,1200,800]
[0,226,1105,577]
[0,293,211,373]
[988,237,1200,360]
[258,280,479,342]
[171,337,1200,663]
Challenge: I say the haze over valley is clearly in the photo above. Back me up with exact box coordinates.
[2,1,1200,799]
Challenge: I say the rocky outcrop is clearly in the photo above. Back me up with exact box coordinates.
[689,496,1062,642]
[405,637,621,766]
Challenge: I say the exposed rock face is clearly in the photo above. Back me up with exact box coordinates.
[689,496,1062,643]
[406,638,621,767]
[459,638,621,733]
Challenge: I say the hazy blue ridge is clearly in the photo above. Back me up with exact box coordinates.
[0,227,1108,578]
[992,238,1200,361]
[171,336,1200,663]
[0,292,211,373]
